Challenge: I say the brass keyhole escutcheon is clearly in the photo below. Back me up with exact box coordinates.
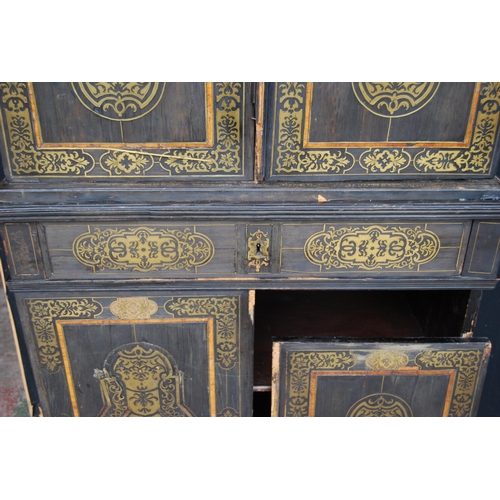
[247,230,270,273]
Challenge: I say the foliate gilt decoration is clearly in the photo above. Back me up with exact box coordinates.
[271,82,500,177]
[26,298,103,372]
[0,83,94,175]
[352,82,440,118]
[94,342,194,417]
[276,82,355,174]
[346,393,414,417]
[415,349,483,417]
[109,297,159,320]
[286,351,357,417]
[73,226,214,273]
[414,83,500,173]
[0,82,244,177]
[304,225,440,271]
[72,82,166,121]
[165,297,239,371]
[365,350,410,371]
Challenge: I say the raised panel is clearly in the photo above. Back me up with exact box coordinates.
[463,221,500,277]
[272,339,491,417]
[13,289,253,417]
[0,222,44,279]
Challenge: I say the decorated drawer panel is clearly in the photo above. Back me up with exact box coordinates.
[279,221,470,276]
[266,82,500,181]
[0,82,254,181]
[12,289,253,417]
[41,222,239,279]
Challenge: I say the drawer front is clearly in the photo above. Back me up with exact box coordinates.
[279,221,470,276]
[266,82,500,181]
[43,222,238,279]
[13,289,253,417]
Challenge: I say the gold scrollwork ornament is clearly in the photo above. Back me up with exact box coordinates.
[73,226,214,273]
[347,393,413,417]
[352,82,440,118]
[304,225,440,271]
[94,342,194,417]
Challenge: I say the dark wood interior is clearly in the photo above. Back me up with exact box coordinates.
[253,289,471,390]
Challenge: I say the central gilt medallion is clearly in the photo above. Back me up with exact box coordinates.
[352,82,440,118]
[71,82,166,121]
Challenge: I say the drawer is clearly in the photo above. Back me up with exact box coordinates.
[279,221,471,276]
[41,222,239,279]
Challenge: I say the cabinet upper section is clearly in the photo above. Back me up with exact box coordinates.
[264,82,500,181]
[0,82,255,181]
[1,82,500,184]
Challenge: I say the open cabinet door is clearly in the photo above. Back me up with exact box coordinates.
[271,339,491,417]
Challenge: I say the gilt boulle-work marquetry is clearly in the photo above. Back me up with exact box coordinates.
[43,222,237,279]
[281,221,467,275]
[19,292,248,416]
[352,83,441,118]
[164,297,239,371]
[27,298,104,372]
[73,226,215,273]
[95,342,195,417]
[269,82,500,179]
[346,393,413,417]
[71,83,166,122]
[272,341,491,417]
[304,225,440,271]
[0,82,246,178]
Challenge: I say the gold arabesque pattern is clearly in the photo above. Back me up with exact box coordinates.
[286,351,357,417]
[347,393,413,417]
[304,225,440,271]
[109,297,159,319]
[272,82,500,176]
[165,297,239,371]
[275,83,355,174]
[415,349,483,417]
[0,82,244,177]
[72,83,166,121]
[73,226,214,273]
[94,342,194,417]
[352,82,440,118]
[27,298,103,372]
[365,350,409,371]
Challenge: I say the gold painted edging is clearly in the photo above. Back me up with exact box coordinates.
[303,83,480,149]
[307,369,456,417]
[28,83,215,149]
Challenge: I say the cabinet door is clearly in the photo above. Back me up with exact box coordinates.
[265,82,500,181]
[12,290,253,416]
[271,339,491,417]
[0,82,254,182]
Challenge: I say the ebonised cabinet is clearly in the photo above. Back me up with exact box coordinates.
[1,82,499,416]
